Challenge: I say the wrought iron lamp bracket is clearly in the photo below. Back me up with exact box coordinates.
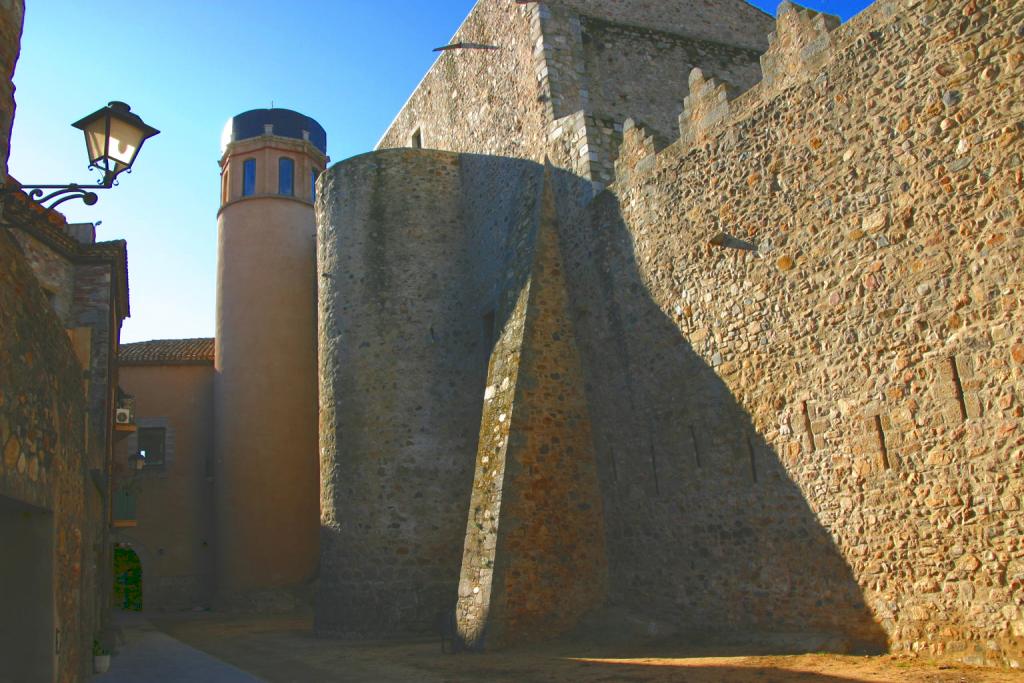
[7,169,121,209]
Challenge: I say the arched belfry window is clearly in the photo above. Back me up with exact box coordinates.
[311,168,320,202]
[279,157,294,196]
[242,159,256,197]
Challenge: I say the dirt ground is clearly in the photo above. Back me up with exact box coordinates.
[152,613,1023,683]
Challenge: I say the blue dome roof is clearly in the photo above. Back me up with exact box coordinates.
[221,108,327,154]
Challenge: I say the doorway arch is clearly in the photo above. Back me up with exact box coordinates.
[113,544,143,611]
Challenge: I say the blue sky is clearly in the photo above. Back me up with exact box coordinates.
[9,0,870,343]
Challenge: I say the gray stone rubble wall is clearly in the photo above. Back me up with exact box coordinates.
[316,149,544,635]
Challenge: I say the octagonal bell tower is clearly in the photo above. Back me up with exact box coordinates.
[214,108,328,605]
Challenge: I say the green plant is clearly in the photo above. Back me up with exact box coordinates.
[113,546,143,611]
[92,639,109,657]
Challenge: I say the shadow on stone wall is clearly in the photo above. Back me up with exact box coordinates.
[315,151,886,653]
[553,178,888,654]
[317,151,549,638]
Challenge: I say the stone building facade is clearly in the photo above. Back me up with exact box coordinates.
[1,1,131,678]
[0,204,130,682]
[316,0,1024,668]
[0,0,20,187]
[2,199,131,668]
[0,221,89,683]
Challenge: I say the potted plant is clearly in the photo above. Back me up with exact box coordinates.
[93,639,111,674]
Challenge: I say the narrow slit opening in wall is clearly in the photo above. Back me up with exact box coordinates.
[411,128,423,149]
[647,416,660,496]
[482,310,496,353]
[873,415,891,470]
[688,425,702,468]
[949,356,968,421]
[605,434,619,483]
[801,400,815,452]
[747,436,758,483]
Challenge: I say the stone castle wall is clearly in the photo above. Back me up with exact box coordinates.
[376,0,773,190]
[576,17,763,141]
[454,166,607,649]
[555,0,773,51]
[567,0,1023,666]
[317,149,606,642]
[375,2,548,160]
[317,150,538,634]
[537,1,769,188]
[324,0,1023,664]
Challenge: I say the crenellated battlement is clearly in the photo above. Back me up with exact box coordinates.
[678,67,739,145]
[614,119,658,183]
[760,1,840,90]
[318,0,1023,666]
[602,1,850,190]
[572,0,1024,666]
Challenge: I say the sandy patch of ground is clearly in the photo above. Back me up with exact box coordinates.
[152,613,1023,683]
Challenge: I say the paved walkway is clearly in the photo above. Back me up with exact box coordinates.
[94,613,264,682]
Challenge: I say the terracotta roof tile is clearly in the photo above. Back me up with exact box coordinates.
[119,338,215,365]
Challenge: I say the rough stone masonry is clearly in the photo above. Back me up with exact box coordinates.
[317,0,1023,669]
[580,0,1024,666]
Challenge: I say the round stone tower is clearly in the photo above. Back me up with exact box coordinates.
[214,108,328,604]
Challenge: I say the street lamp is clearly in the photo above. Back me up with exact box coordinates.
[6,101,159,209]
[128,450,146,472]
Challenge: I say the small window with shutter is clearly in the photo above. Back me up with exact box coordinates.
[138,427,166,468]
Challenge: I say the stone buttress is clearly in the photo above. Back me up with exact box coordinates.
[455,164,606,649]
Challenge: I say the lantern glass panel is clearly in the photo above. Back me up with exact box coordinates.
[107,116,146,171]
[81,116,109,167]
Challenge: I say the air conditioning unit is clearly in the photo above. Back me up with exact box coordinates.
[115,408,132,425]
